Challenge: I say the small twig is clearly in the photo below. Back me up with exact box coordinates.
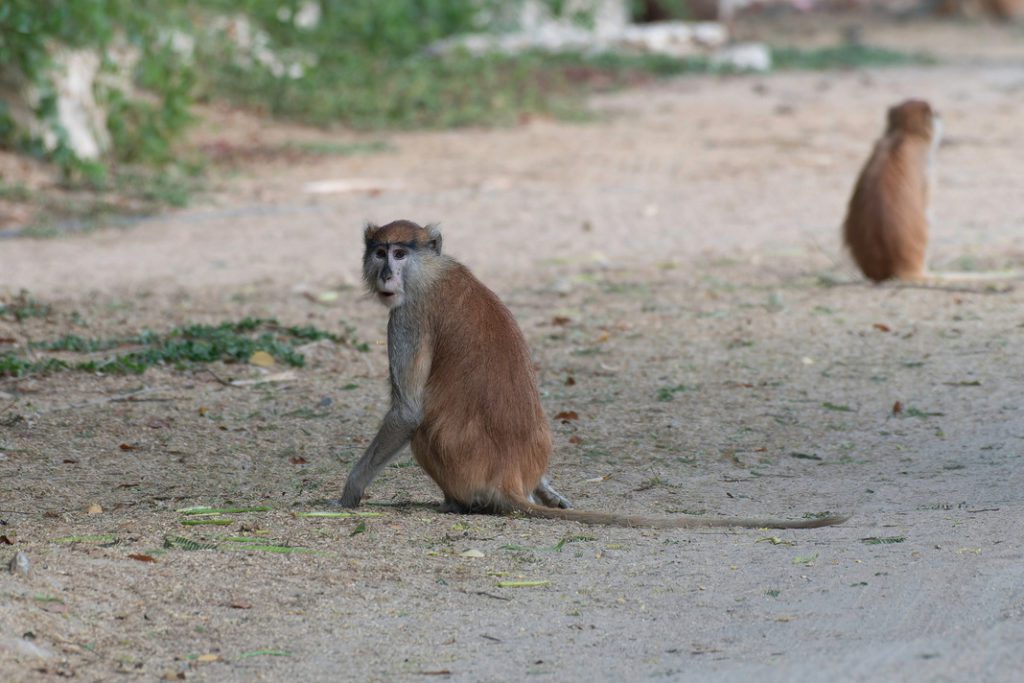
[885,282,1014,295]
[204,367,235,387]
[816,275,1014,295]
[464,590,512,602]
[0,399,15,416]
[966,508,1000,513]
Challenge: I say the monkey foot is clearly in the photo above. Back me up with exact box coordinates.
[534,477,573,509]
[439,499,472,514]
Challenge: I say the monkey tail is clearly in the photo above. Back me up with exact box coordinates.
[508,498,847,530]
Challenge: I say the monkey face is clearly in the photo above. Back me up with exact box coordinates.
[365,243,412,308]
[362,221,444,309]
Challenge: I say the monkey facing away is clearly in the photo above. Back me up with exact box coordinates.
[842,100,1020,287]
[339,220,846,530]
[843,99,941,283]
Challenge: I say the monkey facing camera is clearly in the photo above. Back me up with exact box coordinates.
[339,220,846,530]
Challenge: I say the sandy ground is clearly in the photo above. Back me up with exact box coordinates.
[3,20,1024,683]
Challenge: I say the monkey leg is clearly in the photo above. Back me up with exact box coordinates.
[534,476,572,509]
[339,408,418,507]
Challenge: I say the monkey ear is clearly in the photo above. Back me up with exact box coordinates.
[425,223,442,255]
[364,222,378,243]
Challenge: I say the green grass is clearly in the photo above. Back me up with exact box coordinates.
[212,42,930,132]
[282,140,393,156]
[1,317,356,378]
[6,162,205,238]
[769,44,934,70]
[0,291,52,321]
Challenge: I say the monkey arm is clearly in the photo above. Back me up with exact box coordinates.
[338,406,421,507]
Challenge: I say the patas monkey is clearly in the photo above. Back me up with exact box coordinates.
[843,99,941,283]
[843,100,1020,287]
[339,220,846,530]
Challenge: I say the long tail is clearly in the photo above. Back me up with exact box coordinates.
[924,269,1024,282]
[510,498,848,529]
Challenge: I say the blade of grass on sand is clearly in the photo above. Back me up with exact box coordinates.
[232,544,321,555]
[51,534,118,544]
[181,518,233,526]
[294,511,383,518]
[497,580,550,588]
[176,506,273,516]
[238,650,292,658]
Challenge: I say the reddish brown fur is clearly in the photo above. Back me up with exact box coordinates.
[936,0,1024,19]
[410,262,551,509]
[843,99,936,283]
[366,220,431,247]
[346,221,847,529]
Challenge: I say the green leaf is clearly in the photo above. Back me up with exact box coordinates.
[860,536,905,545]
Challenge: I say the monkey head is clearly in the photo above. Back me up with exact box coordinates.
[363,220,443,309]
[886,99,939,140]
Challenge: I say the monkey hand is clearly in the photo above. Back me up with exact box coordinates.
[338,484,363,508]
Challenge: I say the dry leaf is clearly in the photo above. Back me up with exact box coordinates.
[249,351,275,367]
[229,601,253,609]
[197,654,219,663]
[87,503,103,515]
[0,535,13,545]
[873,323,891,332]
[289,456,308,465]
[460,549,485,558]
[892,401,903,415]
[119,443,139,451]
[568,435,582,445]
[198,406,209,417]
[128,554,157,563]
[564,376,576,386]
[552,316,571,326]
[554,411,578,422]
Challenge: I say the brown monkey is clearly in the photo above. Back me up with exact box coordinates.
[843,100,1021,287]
[339,220,846,530]
[934,0,1024,20]
[843,99,940,283]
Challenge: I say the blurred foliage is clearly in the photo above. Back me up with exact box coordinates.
[193,0,581,128]
[0,0,933,184]
[0,0,195,180]
[770,44,934,70]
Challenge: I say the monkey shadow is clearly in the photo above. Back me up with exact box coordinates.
[305,497,441,512]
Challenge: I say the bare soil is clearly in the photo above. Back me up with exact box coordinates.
[3,19,1024,683]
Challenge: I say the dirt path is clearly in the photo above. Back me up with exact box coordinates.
[3,30,1024,683]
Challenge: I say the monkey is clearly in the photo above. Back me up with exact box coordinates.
[843,99,940,283]
[934,0,1024,20]
[842,99,1021,288]
[338,220,847,530]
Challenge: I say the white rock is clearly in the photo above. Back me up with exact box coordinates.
[710,42,773,72]
[0,637,54,660]
[8,550,30,576]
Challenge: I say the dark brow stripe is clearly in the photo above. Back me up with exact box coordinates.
[365,240,423,251]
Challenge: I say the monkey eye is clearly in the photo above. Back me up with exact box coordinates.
[375,248,387,259]
[393,249,407,260]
